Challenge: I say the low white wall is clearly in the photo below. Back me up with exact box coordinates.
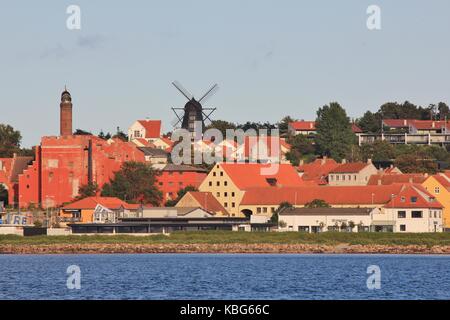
[0,226,24,236]
[47,228,72,236]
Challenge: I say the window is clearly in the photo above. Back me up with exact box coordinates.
[298,226,310,233]
[134,130,141,138]
[213,172,216,177]
[354,175,357,181]
[400,225,406,232]
[220,172,224,176]
[263,207,268,213]
[232,203,235,208]
[336,175,340,181]
[224,192,228,197]
[398,211,406,219]
[208,181,212,187]
[348,175,351,181]
[411,197,418,203]
[412,211,423,218]
[216,192,220,197]
[216,181,220,186]
[342,175,346,181]
[231,192,235,197]
[400,197,406,202]
[330,176,334,181]
[224,202,228,208]
[435,187,440,194]
[257,207,262,214]
[271,207,276,213]
[224,181,228,186]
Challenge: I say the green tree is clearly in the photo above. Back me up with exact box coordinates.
[165,185,198,207]
[360,140,395,162]
[101,162,162,205]
[0,124,22,157]
[357,111,381,133]
[438,102,450,120]
[206,120,237,137]
[285,134,316,166]
[270,201,293,224]
[315,102,356,161]
[305,199,331,208]
[112,127,128,142]
[73,129,92,135]
[278,116,297,136]
[76,182,99,200]
[394,153,438,174]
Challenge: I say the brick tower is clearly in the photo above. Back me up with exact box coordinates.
[60,87,73,136]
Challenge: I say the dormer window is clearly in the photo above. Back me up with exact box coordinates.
[411,197,418,203]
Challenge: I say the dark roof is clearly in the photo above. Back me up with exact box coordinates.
[279,207,373,216]
[11,156,33,182]
[162,164,208,173]
[138,147,168,157]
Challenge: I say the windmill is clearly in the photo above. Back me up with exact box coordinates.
[171,81,218,134]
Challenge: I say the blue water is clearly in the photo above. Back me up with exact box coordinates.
[0,254,449,300]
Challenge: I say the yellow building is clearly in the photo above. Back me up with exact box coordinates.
[175,191,228,216]
[422,174,450,228]
[197,163,305,217]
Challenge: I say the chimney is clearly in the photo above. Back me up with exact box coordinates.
[432,122,435,128]
[299,159,304,166]
[341,159,347,164]
[378,179,382,186]
[367,158,372,164]
[404,119,407,126]
[321,157,326,165]
[409,177,413,183]
[60,87,73,136]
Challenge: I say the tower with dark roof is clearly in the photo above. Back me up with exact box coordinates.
[60,87,73,136]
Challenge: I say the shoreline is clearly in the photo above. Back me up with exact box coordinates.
[2,243,450,255]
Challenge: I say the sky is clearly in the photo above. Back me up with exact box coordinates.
[1,0,450,147]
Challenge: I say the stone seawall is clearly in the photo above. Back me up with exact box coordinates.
[1,243,450,255]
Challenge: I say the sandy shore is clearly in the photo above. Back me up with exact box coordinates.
[1,243,450,254]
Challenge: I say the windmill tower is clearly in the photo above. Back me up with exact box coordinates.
[171,81,218,134]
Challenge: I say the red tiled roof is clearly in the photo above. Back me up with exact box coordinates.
[290,121,316,131]
[298,158,339,184]
[240,184,405,206]
[330,162,369,173]
[242,136,290,158]
[220,163,305,189]
[384,185,442,209]
[367,174,427,185]
[134,138,156,148]
[290,121,362,134]
[430,174,450,189]
[138,120,161,139]
[351,123,363,133]
[61,197,134,210]
[410,120,450,130]
[382,119,412,128]
[188,191,227,215]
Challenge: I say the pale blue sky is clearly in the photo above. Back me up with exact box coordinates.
[1,0,450,147]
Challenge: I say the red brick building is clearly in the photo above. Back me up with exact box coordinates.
[17,89,146,209]
[0,155,33,206]
[157,164,207,203]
